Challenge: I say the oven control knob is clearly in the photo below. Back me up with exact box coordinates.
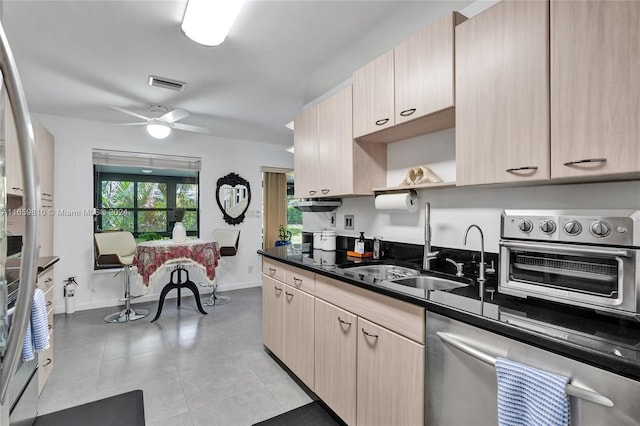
[590,221,611,237]
[518,220,533,233]
[539,220,556,234]
[563,220,582,235]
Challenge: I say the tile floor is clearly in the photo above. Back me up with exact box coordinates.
[38,287,313,426]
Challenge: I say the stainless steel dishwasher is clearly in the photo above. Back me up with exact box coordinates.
[426,312,640,425]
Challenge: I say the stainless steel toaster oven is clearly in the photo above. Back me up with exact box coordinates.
[499,210,640,320]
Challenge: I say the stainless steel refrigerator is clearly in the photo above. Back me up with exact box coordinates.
[0,20,41,426]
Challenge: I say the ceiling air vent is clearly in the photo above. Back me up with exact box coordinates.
[147,75,186,92]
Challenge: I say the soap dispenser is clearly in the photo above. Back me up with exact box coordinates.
[355,232,366,254]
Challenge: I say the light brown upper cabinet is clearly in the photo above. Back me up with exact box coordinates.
[353,12,466,144]
[35,124,55,200]
[455,0,550,186]
[5,95,23,197]
[294,86,386,198]
[551,0,640,182]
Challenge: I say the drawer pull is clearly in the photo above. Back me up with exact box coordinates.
[564,158,607,167]
[321,189,330,195]
[268,267,276,276]
[309,190,317,196]
[506,166,538,173]
[399,108,416,117]
[375,118,389,126]
[42,358,53,367]
[293,277,302,286]
[46,301,52,307]
[361,328,378,339]
[45,278,53,283]
[274,286,282,294]
[48,324,52,330]
[285,291,294,298]
[337,316,352,326]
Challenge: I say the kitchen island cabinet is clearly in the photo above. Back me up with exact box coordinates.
[551,0,640,182]
[455,0,550,186]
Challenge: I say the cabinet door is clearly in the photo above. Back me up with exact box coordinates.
[5,94,23,196]
[262,275,284,359]
[456,1,550,186]
[293,104,319,198]
[357,317,424,426]
[551,0,640,180]
[314,299,357,426]
[39,198,54,256]
[35,124,54,200]
[318,85,354,197]
[283,285,315,390]
[394,13,458,125]
[352,50,395,138]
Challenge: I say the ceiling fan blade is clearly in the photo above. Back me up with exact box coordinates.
[116,122,147,126]
[109,106,151,121]
[172,122,210,134]
[160,108,189,123]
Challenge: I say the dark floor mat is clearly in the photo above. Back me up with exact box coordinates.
[34,390,145,426]
[253,401,343,426]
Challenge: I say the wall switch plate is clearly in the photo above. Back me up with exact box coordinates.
[329,212,336,227]
[345,215,354,230]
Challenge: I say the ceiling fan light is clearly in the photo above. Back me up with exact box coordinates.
[181,0,246,46]
[146,121,172,139]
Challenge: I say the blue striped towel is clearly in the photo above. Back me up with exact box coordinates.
[496,357,570,426]
[22,288,50,362]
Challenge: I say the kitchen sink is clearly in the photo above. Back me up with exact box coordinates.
[381,271,472,298]
[338,264,420,281]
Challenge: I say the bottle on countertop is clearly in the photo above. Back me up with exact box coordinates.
[355,232,366,254]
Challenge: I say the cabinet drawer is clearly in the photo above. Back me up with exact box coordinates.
[262,259,285,282]
[38,331,53,395]
[43,285,54,314]
[47,308,53,333]
[37,269,54,292]
[315,275,425,344]
[284,266,315,295]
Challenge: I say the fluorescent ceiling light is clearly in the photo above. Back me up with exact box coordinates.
[146,120,172,139]
[181,0,246,47]
[285,146,294,154]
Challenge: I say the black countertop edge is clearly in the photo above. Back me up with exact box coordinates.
[258,249,640,382]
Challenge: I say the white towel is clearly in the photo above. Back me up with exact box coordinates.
[496,357,570,426]
[21,288,50,362]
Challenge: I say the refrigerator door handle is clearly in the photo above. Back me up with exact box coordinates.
[436,332,615,408]
[0,22,40,404]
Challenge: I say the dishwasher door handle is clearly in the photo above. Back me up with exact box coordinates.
[436,332,614,408]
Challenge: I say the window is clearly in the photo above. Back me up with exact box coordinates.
[94,170,199,238]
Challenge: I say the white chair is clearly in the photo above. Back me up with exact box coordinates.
[94,231,149,323]
[202,228,240,306]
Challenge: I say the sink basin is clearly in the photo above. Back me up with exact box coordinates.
[338,264,420,281]
[381,272,472,298]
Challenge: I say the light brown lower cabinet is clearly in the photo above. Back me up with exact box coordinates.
[37,267,55,394]
[357,317,425,426]
[262,275,284,359]
[283,285,315,389]
[314,299,357,426]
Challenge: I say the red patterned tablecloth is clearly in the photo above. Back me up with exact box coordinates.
[134,239,220,287]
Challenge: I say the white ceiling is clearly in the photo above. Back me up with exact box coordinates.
[1,0,473,147]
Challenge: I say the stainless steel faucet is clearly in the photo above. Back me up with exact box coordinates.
[423,202,439,270]
[445,258,464,277]
[463,224,487,298]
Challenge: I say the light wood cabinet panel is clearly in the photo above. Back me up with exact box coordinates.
[314,299,357,426]
[455,0,550,186]
[37,267,54,394]
[352,50,395,138]
[356,317,424,426]
[38,198,54,257]
[262,275,284,359]
[262,259,286,282]
[35,124,54,200]
[551,0,640,181]
[283,285,315,390]
[293,104,319,198]
[284,265,315,295]
[394,12,462,125]
[5,94,23,196]
[38,331,53,395]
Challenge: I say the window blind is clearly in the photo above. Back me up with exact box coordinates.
[92,149,201,171]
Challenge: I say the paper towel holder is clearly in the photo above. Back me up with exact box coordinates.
[374,189,418,212]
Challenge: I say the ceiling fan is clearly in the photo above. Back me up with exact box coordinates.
[110,105,210,139]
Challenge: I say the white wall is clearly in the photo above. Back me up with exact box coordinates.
[36,113,293,314]
[304,128,640,254]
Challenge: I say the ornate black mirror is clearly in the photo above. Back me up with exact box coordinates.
[216,173,251,225]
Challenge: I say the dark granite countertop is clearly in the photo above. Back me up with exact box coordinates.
[259,245,640,382]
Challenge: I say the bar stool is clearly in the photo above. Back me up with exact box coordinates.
[94,231,149,323]
[202,229,240,306]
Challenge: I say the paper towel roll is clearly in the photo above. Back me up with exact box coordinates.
[374,191,418,212]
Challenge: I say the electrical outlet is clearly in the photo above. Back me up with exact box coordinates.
[329,212,336,227]
[345,215,354,230]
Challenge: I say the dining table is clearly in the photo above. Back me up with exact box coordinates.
[133,238,220,322]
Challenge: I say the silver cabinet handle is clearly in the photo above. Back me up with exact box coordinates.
[309,190,317,195]
[375,118,389,126]
[337,316,352,326]
[564,158,607,166]
[399,108,416,117]
[268,267,276,276]
[321,189,330,195]
[274,286,282,294]
[285,291,294,298]
[45,278,52,282]
[362,328,378,339]
[293,277,302,286]
[0,22,40,405]
[506,166,538,173]
[42,358,53,367]
[436,332,614,407]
